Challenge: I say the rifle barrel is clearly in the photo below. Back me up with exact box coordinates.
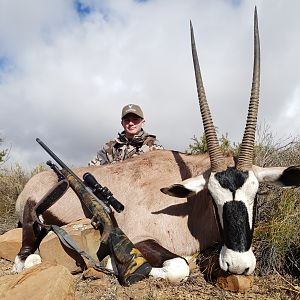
[36,137,112,217]
[36,138,83,184]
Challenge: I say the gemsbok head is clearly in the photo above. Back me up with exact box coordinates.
[161,8,300,275]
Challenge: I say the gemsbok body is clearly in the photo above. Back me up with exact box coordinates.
[14,9,300,282]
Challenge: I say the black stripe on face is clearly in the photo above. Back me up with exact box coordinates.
[215,167,248,197]
[223,201,252,252]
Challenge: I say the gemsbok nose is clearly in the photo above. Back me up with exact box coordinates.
[219,246,256,275]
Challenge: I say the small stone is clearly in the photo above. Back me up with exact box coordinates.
[89,278,111,289]
[83,267,106,280]
[189,261,198,272]
[217,274,254,293]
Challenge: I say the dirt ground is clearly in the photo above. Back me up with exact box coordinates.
[1,258,299,300]
[0,213,299,299]
[1,216,299,299]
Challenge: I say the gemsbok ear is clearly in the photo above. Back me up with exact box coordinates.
[252,165,300,187]
[161,175,207,198]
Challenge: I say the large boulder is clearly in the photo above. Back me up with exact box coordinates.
[39,218,101,273]
[0,228,22,261]
[0,262,75,299]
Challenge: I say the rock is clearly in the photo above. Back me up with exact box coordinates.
[189,260,198,272]
[217,274,254,293]
[89,278,111,290]
[39,218,101,273]
[0,228,22,261]
[0,218,102,274]
[83,267,112,290]
[0,262,75,300]
[83,267,107,280]
[198,244,253,293]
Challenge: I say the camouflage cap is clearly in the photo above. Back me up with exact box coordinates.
[121,104,144,119]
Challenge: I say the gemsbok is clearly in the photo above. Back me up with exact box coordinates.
[13,9,300,283]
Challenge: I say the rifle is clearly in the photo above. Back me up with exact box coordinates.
[36,138,114,243]
[36,138,151,285]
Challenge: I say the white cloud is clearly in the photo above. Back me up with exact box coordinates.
[0,0,300,169]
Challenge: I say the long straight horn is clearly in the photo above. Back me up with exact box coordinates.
[237,7,260,171]
[190,21,226,172]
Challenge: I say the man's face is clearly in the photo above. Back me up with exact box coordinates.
[121,113,145,139]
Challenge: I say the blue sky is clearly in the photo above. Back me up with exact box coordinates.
[0,0,300,169]
[0,57,8,69]
[75,1,92,17]
[0,56,10,76]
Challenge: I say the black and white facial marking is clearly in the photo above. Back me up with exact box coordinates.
[222,201,252,251]
[207,167,259,274]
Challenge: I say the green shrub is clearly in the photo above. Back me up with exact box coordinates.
[187,134,208,154]
[187,132,238,156]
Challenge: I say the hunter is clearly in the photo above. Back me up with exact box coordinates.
[89,104,163,165]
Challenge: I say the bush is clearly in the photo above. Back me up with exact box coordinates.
[254,188,300,276]
[187,132,238,156]
[0,163,46,235]
[254,123,300,167]
[253,126,300,278]
[0,137,8,164]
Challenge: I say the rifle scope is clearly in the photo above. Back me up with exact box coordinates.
[83,172,125,213]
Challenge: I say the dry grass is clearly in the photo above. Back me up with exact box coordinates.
[253,125,300,280]
[254,187,300,279]
[0,163,46,234]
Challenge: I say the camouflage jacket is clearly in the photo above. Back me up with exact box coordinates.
[89,130,163,166]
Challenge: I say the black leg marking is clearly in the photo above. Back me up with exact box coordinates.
[18,198,37,260]
[31,227,49,254]
[135,239,186,267]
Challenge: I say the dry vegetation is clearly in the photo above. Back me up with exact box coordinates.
[0,163,46,235]
[253,124,300,280]
[0,128,299,299]
[0,165,27,234]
